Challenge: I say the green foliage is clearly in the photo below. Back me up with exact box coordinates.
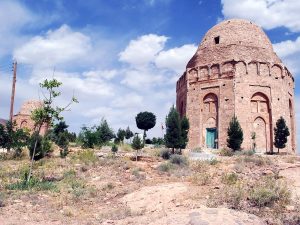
[6,167,56,191]
[28,133,52,160]
[274,116,290,153]
[145,138,152,144]
[0,121,29,155]
[131,135,143,150]
[73,150,98,165]
[249,177,291,207]
[111,145,118,154]
[219,148,234,156]
[135,111,156,145]
[180,116,189,149]
[125,126,134,140]
[169,154,188,166]
[227,116,243,151]
[222,173,238,185]
[96,118,115,145]
[116,128,126,144]
[158,162,174,172]
[78,126,98,148]
[152,137,165,146]
[57,132,69,158]
[165,105,182,151]
[160,148,171,160]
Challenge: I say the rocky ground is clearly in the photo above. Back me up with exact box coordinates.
[0,146,300,225]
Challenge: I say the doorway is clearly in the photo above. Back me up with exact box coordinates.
[206,128,217,148]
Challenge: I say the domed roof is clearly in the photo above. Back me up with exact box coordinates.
[187,19,281,68]
[18,100,43,115]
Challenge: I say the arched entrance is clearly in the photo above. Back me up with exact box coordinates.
[250,92,271,152]
[289,100,295,151]
[253,117,267,152]
[202,93,218,148]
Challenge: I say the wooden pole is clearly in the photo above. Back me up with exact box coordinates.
[10,61,17,121]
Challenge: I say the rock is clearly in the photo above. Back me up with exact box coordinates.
[262,169,274,176]
[285,205,295,211]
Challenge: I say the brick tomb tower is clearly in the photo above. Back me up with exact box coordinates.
[176,19,296,153]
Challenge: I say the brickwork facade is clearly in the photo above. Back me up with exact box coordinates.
[13,100,48,135]
[176,19,296,153]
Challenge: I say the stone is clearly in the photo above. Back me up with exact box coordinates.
[176,19,296,154]
[285,205,295,211]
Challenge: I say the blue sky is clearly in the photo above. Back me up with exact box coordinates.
[0,0,299,151]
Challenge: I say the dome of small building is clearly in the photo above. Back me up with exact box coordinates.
[187,19,281,68]
[18,100,43,115]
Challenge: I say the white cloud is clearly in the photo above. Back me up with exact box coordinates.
[119,34,168,67]
[14,25,92,68]
[221,0,300,32]
[273,37,300,74]
[155,44,197,73]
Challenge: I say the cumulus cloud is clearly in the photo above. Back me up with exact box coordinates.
[273,37,300,74]
[14,25,92,68]
[119,34,168,67]
[155,44,197,73]
[221,0,300,32]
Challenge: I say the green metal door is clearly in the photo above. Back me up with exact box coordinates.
[206,128,216,148]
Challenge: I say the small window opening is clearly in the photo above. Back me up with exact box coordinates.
[214,36,220,44]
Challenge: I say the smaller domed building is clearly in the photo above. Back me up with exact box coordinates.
[13,100,48,135]
[176,19,296,153]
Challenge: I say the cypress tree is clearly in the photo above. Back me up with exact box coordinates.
[165,105,181,154]
[274,116,290,153]
[180,116,189,150]
[227,116,243,151]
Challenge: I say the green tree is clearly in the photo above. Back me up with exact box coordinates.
[165,105,181,154]
[111,144,118,155]
[78,126,97,148]
[96,118,114,145]
[125,126,134,142]
[227,116,243,151]
[135,112,156,145]
[116,128,126,144]
[180,116,189,150]
[28,132,52,160]
[57,132,69,158]
[131,134,143,161]
[28,78,77,182]
[0,121,29,157]
[274,116,290,154]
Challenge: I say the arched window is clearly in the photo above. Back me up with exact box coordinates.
[203,93,218,114]
[251,92,269,113]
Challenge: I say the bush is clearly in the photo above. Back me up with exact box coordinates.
[160,149,171,160]
[249,178,291,207]
[243,155,271,166]
[236,150,255,156]
[208,158,219,165]
[219,148,234,157]
[28,133,52,160]
[145,138,152,144]
[222,173,238,185]
[158,162,174,172]
[170,154,188,166]
[190,173,211,186]
[111,145,118,154]
[73,150,98,165]
[6,166,56,191]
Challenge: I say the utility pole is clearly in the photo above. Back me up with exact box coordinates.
[10,61,17,121]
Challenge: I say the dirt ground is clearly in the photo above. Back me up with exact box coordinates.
[0,147,300,225]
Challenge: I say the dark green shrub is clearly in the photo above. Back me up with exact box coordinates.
[111,145,118,154]
[170,154,188,166]
[227,116,243,151]
[28,133,52,160]
[160,149,171,160]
